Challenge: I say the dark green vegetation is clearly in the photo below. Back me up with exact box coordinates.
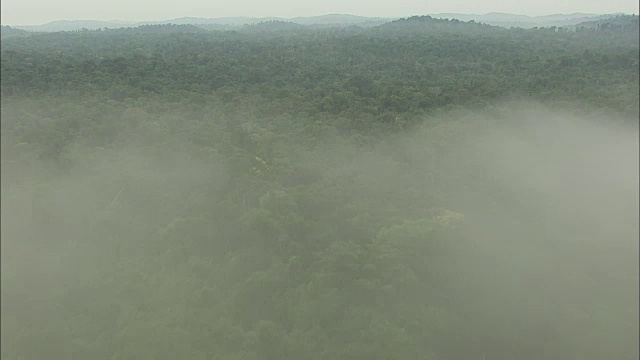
[1,15,638,360]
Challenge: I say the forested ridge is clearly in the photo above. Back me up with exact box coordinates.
[1,15,638,360]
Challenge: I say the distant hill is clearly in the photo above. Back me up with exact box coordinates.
[572,14,639,31]
[0,25,28,37]
[161,14,389,27]
[159,17,283,25]
[9,12,636,32]
[14,20,137,32]
[106,24,209,34]
[290,14,385,25]
[428,12,622,28]
[11,14,387,32]
[240,20,306,33]
[191,24,237,31]
[374,15,501,35]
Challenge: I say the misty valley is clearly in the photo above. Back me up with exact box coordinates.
[1,15,639,360]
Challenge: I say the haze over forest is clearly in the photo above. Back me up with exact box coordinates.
[2,12,638,31]
[2,0,638,25]
[1,9,639,360]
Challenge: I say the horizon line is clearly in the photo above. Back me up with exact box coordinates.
[2,11,635,27]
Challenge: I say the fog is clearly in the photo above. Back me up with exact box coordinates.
[1,100,638,359]
[401,104,639,358]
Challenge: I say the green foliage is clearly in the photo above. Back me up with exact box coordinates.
[2,17,638,122]
[1,17,638,360]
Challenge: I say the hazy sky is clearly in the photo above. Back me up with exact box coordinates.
[2,0,638,25]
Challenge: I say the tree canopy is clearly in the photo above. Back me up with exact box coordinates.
[1,15,638,360]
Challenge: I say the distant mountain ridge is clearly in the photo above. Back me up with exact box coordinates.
[373,15,503,36]
[430,12,625,28]
[0,25,27,37]
[571,14,640,32]
[6,12,633,32]
[9,14,390,32]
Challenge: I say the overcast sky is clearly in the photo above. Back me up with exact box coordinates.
[2,0,638,25]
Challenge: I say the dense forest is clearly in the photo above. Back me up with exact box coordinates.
[1,15,639,360]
